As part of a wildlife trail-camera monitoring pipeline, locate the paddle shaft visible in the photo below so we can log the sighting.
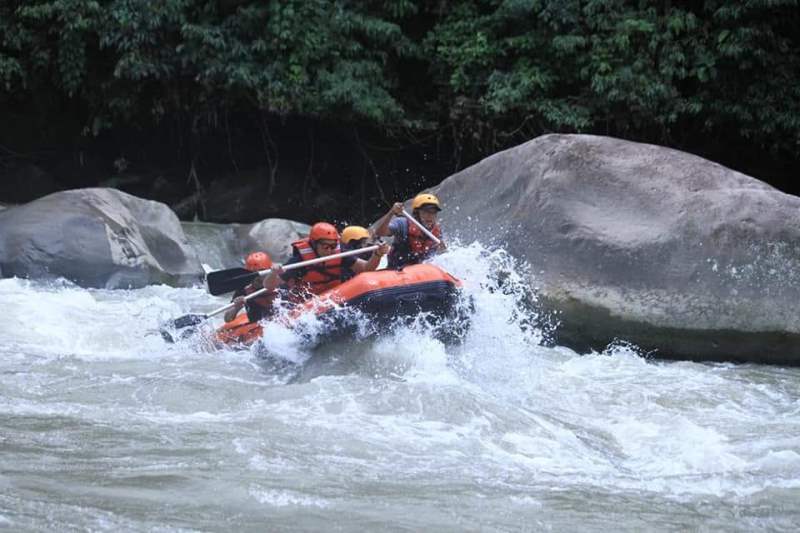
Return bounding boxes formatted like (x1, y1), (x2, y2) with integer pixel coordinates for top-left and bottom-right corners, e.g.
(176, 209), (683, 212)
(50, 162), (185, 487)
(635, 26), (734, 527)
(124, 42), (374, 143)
(202, 286), (272, 320)
(207, 244), (382, 317)
(206, 244), (383, 295)
(401, 209), (441, 245)
(254, 244), (381, 277)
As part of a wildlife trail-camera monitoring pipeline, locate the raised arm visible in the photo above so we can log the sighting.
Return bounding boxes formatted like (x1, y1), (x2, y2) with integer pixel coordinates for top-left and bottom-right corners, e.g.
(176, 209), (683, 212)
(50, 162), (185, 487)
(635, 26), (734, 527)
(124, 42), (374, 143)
(374, 202), (404, 237)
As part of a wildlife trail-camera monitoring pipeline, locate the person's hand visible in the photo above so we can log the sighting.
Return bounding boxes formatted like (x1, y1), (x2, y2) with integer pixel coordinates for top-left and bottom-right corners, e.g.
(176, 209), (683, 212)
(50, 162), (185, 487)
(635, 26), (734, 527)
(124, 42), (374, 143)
(233, 296), (245, 310)
(263, 264), (284, 289)
(391, 202), (404, 216)
(377, 242), (390, 257)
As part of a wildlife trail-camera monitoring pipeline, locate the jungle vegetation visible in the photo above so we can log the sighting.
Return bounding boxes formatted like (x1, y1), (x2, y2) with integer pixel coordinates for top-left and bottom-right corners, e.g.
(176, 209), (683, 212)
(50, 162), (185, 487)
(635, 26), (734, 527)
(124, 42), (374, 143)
(2, 0), (798, 221)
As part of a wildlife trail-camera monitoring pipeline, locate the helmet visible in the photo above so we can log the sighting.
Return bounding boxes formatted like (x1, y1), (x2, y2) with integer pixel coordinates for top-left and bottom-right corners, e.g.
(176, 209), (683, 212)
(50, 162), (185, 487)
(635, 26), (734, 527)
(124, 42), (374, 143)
(341, 226), (370, 244)
(245, 251), (272, 272)
(411, 193), (441, 211)
(309, 222), (340, 242)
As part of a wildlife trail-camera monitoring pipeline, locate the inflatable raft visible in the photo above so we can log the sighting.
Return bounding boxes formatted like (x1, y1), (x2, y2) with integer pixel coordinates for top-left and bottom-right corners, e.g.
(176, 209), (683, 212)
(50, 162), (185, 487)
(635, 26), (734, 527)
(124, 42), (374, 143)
(214, 264), (465, 348)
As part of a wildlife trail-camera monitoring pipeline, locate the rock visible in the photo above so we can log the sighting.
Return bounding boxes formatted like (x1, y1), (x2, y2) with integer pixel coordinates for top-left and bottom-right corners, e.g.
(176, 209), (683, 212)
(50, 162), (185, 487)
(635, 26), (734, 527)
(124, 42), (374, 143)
(238, 218), (310, 262)
(432, 134), (800, 365)
(0, 188), (204, 288)
(182, 218), (310, 270)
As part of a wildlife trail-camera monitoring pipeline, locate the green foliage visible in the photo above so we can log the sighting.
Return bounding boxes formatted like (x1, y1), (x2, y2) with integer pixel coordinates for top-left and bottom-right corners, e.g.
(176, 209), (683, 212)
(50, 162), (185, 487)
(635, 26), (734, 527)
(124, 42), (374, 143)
(1, 0), (416, 134)
(424, 0), (800, 156)
(1, 0), (799, 165)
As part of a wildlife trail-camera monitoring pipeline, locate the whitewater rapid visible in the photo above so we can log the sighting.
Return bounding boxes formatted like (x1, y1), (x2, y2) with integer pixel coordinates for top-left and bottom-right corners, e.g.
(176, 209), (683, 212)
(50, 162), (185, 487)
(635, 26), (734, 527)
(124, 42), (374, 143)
(1, 243), (799, 531)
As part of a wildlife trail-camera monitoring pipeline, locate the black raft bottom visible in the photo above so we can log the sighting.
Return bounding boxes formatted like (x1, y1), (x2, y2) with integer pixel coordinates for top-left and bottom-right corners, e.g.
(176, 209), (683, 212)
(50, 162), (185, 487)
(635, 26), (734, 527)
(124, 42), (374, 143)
(295, 280), (471, 347)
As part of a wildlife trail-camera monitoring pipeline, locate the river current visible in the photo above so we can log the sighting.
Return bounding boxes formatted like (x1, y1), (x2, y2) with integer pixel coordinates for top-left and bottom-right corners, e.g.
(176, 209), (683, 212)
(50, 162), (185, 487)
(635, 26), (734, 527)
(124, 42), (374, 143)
(1, 243), (799, 531)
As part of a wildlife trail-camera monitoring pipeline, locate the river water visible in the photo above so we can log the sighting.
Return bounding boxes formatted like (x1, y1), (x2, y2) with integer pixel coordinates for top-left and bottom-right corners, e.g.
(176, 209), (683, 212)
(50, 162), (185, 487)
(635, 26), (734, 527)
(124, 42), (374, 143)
(1, 244), (799, 531)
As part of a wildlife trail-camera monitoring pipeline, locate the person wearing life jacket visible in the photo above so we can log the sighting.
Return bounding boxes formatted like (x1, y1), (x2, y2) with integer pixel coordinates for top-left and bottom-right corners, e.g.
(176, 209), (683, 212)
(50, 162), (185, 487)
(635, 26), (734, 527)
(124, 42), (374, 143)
(340, 225), (375, 281)
(264, 222), (389, 300)
(224, 251), (279, 323)
(374, 193), (446, 269)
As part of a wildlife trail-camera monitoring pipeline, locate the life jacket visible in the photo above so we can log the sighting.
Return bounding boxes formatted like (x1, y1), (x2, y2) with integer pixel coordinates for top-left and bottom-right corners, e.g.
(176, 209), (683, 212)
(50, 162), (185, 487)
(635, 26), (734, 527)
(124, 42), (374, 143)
(290, 238), (345, 295)
(230, 283), (276, 323)
(388, 220), (441, 269)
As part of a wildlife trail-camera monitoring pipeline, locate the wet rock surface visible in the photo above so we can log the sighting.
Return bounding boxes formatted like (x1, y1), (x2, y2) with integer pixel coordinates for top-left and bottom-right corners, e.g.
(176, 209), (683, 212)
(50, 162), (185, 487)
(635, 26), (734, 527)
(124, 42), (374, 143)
(0, 188), (204, 288)
(433, 134), (800, 364)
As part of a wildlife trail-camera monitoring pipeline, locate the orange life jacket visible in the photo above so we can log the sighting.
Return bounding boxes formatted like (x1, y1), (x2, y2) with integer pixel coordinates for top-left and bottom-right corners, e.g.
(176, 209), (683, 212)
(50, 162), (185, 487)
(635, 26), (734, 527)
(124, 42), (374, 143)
(388, 220), (441, 269)
(290, 238), (345, 295)
(408, 221), (441, 257)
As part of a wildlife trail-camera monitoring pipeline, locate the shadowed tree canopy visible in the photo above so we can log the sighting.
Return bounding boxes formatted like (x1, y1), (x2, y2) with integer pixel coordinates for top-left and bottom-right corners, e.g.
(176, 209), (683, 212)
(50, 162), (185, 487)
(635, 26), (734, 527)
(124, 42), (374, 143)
(1, 0), (798, 221)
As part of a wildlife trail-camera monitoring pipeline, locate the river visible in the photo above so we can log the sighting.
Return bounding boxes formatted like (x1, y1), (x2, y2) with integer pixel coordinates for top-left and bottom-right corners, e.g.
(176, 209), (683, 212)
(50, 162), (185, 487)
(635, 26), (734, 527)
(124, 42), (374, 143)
(1, 243), (799, 531)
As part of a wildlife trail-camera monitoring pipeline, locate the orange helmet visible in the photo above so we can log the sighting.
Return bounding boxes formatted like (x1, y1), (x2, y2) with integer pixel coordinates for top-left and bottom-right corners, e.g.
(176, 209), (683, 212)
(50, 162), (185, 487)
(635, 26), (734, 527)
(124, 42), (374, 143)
(309, 222), (340, 242)
(245, 252), (272, 272)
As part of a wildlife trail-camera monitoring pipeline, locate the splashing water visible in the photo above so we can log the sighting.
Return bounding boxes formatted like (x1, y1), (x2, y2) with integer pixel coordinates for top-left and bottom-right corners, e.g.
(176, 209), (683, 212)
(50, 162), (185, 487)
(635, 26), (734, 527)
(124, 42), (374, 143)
(1, 242), (799, 531)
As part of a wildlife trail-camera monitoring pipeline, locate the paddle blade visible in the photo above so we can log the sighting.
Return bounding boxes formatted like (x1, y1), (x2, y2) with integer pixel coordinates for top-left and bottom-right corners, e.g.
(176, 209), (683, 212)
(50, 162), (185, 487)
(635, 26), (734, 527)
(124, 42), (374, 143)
(206, 267), (259, 295)
(171, 314), (207, 329)
(158, 313), (206, 343)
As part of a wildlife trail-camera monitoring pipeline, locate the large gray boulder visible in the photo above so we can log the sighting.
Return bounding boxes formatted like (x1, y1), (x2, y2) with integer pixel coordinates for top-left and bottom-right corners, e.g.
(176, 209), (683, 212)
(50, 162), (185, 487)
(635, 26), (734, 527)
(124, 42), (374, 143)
(433, 134), (800, 365)
(0, 188), (204, 288)
(182, 218), (310, 270)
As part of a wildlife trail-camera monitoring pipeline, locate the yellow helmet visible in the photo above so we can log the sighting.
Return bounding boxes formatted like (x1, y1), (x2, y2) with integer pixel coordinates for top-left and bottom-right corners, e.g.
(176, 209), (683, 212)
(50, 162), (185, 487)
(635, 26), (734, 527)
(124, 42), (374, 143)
(341, 225), (370, 244)
(411, 193), (441, 211)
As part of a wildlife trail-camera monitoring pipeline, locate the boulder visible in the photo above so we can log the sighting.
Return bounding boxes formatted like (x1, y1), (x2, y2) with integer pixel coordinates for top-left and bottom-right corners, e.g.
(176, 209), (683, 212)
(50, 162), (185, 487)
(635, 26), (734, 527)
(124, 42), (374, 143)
(182, 218), (310, 270)
(432, 134), (800, 365)
(240, 218), (311, 262)
(0, 188), (204, 288)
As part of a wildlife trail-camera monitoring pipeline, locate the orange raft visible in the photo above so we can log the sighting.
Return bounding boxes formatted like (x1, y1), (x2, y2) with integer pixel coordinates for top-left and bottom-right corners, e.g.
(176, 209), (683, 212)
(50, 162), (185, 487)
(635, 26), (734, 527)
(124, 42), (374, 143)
(215, 313), (264, 346)
(214, 263), (464, 348)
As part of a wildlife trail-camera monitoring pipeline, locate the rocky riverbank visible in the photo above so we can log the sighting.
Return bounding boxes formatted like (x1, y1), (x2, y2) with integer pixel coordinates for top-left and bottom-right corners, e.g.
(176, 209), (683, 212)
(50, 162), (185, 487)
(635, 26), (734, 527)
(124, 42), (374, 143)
(3, 134), (799, 365)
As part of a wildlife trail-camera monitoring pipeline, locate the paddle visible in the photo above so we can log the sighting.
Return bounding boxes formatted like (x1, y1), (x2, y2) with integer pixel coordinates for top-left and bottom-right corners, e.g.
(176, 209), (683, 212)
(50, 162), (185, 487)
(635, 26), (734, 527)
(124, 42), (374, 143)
(160, 244), (383, 342)
(401, 209), (442, 245)
(158, 287), (273, 343)
(206, 245), (381, 295)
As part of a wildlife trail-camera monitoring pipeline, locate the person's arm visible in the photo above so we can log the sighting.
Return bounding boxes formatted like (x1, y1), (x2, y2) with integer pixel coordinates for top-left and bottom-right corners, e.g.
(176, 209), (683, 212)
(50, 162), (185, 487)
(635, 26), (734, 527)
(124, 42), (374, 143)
(262, 266), (283, 291)
(263, 253), (304, 286)
(224, 297), (244, 322)
(224, 288), (246, 322)
(352, 242), (390, 273)
(374, 202), (404, 237)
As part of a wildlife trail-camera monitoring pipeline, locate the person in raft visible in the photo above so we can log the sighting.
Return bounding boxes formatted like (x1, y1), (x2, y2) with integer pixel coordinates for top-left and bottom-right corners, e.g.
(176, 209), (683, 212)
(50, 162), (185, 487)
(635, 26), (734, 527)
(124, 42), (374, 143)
(263, 222), (389, 301)
(340, 225), (377, 281)
(373, 193), (446, 269)
(224, 251), (281, 323)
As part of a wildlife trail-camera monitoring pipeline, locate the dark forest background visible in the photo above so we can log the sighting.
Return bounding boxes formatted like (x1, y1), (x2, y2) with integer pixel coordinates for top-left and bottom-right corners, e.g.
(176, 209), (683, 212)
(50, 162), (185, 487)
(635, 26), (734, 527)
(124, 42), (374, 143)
(1, 0), (798, 225)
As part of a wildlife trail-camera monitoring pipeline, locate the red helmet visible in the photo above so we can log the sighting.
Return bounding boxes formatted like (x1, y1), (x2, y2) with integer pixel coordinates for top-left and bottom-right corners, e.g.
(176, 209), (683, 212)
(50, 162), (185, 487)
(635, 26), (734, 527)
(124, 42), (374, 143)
(309, 222), (340, 242)
(245, 252), (272, 272)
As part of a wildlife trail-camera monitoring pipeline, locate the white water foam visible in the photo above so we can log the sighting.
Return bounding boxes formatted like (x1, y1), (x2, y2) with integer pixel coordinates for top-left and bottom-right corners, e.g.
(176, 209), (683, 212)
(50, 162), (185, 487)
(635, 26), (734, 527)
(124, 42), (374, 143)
(2, 242), (800, 531)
